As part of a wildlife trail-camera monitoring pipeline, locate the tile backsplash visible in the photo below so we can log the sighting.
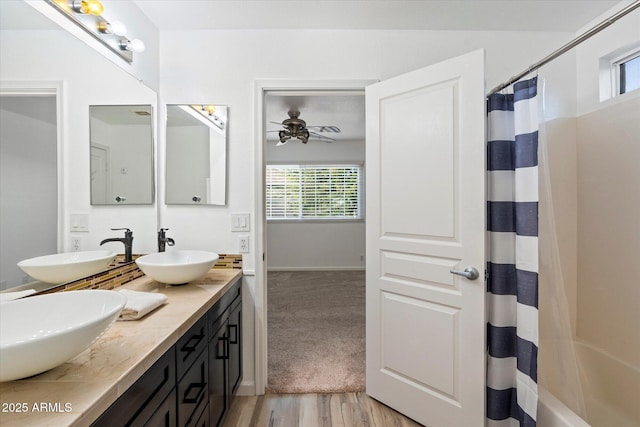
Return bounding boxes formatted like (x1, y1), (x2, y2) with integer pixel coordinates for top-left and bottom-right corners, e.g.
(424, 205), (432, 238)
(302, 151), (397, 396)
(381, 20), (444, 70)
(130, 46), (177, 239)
(36, 253), (242, 295)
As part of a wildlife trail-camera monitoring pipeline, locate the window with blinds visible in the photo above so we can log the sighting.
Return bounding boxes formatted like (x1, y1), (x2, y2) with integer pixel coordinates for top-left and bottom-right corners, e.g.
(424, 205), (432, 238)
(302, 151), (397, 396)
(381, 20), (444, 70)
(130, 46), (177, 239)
(266, 164), (362, 220)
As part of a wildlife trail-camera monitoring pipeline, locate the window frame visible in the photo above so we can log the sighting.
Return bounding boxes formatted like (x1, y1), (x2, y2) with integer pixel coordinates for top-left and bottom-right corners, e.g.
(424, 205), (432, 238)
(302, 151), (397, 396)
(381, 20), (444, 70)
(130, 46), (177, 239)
(611, 48), (640, 97)
(265, 163), (364, 222)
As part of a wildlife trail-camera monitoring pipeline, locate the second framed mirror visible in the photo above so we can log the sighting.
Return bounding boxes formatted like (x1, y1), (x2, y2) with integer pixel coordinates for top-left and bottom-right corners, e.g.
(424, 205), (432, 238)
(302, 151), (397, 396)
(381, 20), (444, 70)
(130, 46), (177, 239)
(165, 104), (227, 205)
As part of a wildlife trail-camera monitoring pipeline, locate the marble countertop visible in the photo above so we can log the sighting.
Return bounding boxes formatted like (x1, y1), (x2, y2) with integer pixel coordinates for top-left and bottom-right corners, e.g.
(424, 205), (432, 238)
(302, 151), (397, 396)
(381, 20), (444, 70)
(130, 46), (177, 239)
(0, 268), (242, 427)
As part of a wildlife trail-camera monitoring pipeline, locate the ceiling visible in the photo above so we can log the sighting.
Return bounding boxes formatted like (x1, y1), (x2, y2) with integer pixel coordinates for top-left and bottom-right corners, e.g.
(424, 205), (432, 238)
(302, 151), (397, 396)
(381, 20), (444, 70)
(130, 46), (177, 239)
(133, 1), (622, 32)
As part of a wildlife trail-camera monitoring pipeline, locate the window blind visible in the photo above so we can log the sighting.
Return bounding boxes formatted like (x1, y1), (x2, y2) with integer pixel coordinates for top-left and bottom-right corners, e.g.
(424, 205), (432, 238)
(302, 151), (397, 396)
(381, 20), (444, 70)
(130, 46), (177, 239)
(266, 165), (362, 220)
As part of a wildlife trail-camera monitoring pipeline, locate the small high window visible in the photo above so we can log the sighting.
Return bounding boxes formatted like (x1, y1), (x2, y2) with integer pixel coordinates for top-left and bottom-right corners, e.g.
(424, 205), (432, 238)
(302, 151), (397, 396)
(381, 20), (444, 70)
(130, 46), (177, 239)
(618, 53), (640, 94)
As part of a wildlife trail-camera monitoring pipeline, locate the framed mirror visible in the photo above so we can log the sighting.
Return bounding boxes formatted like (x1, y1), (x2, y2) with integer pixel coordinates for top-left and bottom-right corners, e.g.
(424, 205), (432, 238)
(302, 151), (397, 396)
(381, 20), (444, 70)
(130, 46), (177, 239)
(165, 104), (227, 205)
(90, 105), (154, 205)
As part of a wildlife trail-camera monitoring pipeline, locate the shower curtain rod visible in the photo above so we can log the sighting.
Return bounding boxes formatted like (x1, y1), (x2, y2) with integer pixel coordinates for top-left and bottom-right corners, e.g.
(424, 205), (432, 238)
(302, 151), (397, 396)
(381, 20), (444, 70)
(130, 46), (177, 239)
(487, 0), (640, 95)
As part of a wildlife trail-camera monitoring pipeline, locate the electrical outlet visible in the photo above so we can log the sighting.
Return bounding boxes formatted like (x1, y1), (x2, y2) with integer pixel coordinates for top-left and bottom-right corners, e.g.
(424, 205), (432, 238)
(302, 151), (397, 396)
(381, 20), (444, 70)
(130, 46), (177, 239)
(70, 236), (82, 252)
(238, 235), (249, 253)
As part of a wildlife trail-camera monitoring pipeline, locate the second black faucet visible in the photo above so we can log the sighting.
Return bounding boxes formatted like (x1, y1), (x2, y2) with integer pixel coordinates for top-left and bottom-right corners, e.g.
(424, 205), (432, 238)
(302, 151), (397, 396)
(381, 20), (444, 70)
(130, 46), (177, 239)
(158, 228), (175, 252)
(100, 228), (134, 263)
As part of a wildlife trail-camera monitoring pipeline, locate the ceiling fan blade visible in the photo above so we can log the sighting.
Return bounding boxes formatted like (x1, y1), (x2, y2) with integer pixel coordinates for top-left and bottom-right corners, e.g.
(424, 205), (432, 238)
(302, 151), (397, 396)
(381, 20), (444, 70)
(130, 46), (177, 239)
(269, 121), (286, 127)
(308, 131), (335, 142)
(306, 125), (341, 133)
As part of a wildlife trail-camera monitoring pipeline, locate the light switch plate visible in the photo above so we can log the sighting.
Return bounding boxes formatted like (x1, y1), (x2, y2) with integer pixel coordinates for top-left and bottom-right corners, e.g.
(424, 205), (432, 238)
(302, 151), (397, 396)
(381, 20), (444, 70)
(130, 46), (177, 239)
(230, 213), (250, 232)
(70, 213), (90, 232)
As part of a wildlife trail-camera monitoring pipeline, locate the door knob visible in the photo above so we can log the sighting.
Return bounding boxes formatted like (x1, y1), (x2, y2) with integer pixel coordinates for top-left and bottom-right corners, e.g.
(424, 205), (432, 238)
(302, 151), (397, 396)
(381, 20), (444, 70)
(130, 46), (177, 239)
(450, 266), (480, 281)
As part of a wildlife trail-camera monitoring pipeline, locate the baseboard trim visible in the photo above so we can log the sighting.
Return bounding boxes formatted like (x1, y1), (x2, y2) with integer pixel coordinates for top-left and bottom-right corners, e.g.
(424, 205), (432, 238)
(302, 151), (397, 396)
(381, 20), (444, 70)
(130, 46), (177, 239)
(267, 266), (365, 272)
(236, 380), (256, 396)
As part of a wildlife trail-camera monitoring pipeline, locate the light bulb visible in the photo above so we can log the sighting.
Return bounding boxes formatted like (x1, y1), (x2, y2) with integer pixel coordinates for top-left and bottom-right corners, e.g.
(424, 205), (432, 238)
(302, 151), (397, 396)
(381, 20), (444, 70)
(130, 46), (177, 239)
(128, 39), (145, 53)
(121, 39), (145, 53)
(76, 0), (104, 16)
(110, 21), (127, 36)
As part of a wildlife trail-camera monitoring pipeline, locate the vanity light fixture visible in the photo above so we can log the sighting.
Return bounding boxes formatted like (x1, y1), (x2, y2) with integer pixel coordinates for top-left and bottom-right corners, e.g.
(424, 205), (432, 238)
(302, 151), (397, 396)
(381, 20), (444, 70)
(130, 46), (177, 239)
(71, 0), (103, 16)
(120, 39), (145, 53)
(44, 0), (145, 63)
(181, 105), (226, 132)
(97, 20), (127, 36)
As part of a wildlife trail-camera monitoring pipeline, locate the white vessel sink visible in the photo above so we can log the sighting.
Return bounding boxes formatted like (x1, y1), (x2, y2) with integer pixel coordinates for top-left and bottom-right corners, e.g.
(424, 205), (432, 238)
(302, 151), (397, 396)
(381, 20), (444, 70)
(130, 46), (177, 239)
(17, 250), (117, 284)
(0, 290), (126, 382)
(135, 250), (219, 285)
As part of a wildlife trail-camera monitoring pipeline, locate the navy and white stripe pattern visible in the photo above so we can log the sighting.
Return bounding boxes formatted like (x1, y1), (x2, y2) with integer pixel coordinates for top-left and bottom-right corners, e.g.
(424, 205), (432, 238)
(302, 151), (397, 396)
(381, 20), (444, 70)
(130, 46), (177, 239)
(486, 77), (539, 427)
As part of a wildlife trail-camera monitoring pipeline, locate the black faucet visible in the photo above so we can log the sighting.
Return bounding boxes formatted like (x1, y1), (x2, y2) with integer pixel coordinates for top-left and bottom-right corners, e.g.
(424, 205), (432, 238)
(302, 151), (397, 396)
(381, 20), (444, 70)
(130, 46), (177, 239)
(158, 228), (175, 252)
(100, 228), (134, 263)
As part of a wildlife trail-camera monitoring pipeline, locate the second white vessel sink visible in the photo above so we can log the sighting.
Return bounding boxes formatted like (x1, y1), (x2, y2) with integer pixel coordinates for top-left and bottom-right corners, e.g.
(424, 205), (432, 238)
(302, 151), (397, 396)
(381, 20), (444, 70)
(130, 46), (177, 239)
(0, 290), (126, 382)
(135, 250), (219, 284)
(17, 250), (117, 284)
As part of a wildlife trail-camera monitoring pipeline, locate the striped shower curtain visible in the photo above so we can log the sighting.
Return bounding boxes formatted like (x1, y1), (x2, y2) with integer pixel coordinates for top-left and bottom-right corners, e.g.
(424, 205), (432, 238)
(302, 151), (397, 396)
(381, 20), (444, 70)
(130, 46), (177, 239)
(486, 77), (539, 427)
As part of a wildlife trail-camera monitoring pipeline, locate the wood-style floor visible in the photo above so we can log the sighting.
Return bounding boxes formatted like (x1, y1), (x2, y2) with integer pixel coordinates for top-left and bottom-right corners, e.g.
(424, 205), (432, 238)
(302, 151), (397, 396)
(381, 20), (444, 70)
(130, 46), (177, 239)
(222, 392), (423, 427)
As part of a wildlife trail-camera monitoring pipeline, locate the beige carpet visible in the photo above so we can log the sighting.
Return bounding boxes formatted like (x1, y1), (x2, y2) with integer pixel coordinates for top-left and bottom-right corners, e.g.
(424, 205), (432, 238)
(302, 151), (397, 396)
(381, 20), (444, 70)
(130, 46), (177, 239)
(267, 271), (366, 394)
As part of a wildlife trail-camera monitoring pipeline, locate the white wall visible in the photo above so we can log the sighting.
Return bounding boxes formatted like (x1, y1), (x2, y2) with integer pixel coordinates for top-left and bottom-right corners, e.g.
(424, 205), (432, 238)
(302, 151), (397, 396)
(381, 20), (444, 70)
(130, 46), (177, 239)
(166, 125), (209, 203)
(0, 97), (57, 288)
(575, 0), (640, 115)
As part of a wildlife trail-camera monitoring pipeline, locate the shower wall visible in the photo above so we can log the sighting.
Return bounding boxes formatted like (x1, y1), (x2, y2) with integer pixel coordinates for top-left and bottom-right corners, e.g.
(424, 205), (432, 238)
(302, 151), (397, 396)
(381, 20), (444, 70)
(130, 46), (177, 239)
(576, 96), (640, 368)
(542, 117), (578, 334)
(542, 94), (640, 426)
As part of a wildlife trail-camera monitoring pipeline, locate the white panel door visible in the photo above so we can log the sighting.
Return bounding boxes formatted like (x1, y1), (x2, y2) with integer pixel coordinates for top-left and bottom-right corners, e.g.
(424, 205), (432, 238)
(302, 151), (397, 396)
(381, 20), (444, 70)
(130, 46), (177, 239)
(90, 144), (110, 205)
(366, 49), (486, 426)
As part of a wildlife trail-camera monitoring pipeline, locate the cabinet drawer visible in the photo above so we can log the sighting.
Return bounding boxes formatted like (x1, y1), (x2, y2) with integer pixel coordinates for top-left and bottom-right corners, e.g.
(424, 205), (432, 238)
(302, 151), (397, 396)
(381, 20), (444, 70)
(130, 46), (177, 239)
(177, 346), (209, 427)
(177, 315), (208, 380)
(92, 349), (176, 427)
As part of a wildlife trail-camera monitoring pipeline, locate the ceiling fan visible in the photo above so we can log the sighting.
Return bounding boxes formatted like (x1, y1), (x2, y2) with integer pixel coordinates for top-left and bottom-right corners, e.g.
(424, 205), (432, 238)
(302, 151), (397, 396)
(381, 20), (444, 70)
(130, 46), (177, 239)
(269, 111), (341, 146)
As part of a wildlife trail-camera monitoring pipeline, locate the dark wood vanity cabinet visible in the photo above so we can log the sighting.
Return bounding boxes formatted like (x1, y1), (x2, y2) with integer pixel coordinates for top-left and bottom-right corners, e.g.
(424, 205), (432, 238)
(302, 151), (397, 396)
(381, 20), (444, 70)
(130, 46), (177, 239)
(92, 278), (242, 427)
(208, 279), (242, 427)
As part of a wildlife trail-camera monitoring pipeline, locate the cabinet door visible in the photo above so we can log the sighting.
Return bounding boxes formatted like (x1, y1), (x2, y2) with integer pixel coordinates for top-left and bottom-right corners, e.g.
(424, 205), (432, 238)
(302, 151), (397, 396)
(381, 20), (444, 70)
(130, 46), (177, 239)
(144, 389), (177, 427)
(209, 320), (228, 427)
(177, 348), (209, 427)
(227, 297), (242, 399)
